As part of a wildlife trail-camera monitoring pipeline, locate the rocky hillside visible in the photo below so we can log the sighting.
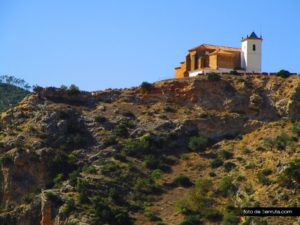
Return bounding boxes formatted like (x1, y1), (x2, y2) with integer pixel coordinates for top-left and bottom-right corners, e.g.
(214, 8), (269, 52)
(0, 74), (300, 225)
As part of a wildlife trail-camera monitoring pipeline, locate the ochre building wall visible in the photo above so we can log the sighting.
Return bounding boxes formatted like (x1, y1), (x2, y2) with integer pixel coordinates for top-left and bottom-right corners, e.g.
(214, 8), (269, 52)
(217, 54), (240, 69)
(175, 61), (187, 78)
(209, 55), (218, 70)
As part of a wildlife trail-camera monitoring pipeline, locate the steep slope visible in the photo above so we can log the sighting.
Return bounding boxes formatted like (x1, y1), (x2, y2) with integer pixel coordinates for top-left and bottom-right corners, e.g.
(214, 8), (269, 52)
(0, 74), (299, 225)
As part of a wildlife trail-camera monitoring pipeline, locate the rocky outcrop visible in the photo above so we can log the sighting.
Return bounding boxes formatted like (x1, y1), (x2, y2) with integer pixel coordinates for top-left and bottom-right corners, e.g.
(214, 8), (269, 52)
(287, 86), (300, 120)
(0, 148), (54, 206)
(139, 75), (300, 120)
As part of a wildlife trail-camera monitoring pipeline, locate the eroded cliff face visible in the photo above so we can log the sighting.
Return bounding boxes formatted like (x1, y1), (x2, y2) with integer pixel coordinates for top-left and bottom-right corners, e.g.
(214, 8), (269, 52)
(0, 74), (299, 225)
(1, 148), (53, 205)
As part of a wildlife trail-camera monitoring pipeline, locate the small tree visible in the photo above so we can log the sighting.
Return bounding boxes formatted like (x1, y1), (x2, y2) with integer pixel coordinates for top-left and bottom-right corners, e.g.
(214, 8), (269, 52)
(69, 84), (80, 94)
(140, 82), (154, 92)
(277, 70), (290, 78)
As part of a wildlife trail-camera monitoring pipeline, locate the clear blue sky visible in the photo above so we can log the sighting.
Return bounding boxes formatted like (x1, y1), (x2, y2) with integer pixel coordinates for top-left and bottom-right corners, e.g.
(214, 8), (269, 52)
(0, 0), (299, 91)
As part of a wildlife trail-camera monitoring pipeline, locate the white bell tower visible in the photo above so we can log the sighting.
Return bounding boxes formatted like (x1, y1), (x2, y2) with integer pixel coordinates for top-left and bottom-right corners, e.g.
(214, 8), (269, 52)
(241, 32), (263, 72)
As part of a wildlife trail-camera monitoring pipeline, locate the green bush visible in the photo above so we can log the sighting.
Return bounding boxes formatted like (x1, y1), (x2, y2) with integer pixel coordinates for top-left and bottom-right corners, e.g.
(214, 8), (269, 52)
(101, 160), (120, 175)
(293, 121), (300, 136)
(221, 212), (240, 225)
(123, 138), (149, 156)
(53, 173), (64, 187)
(207, 73), (221, 81)
(49, 150), (77, 186)
(195, 179), (213, 194)
(140, 82), (154, 92)
(172, 175), (193, 187)
(264, 134), (293, 150)
(76, 179), (89, 204)
(257, 171), (271, 185)
(123, 133), (173, 157)
(62, 198), (75, 216)
(177, 179), (222, 222)
(261, 168), (272, 176)
(210, 158), (224, 168)
(209, 172), (216, 177)
(145, 211), (162, 222)
(161, 155), (177, 165)
(132, 177), (162, 195)
(22, 192), (35, 204)
(256, 146), (266, 151)
(263, 137), (276, 150)
(188, 135), (208, 151)
(274, 134), (292, 150)
(277, 69), (290, 78)
(83, 165), (97, 174)
(114, 124), (129, 138)
(217, 176), (235, 197)
(218, 150), (233, 159)
(179, 215), (201, 225)
(103, 136), (117, 147)
(109, 187), (121, 203)
(204, 208), (223, 221)
(90, 196), (133, 225)
(284, 159), (300, 183)
(113, 152), (127, 162)
(95, 116), (107, 123)
(223, 162), (236, 172)
(151, 169), (162, 180)
(68, 170), (80, 186)
(144, 155), (160, 170)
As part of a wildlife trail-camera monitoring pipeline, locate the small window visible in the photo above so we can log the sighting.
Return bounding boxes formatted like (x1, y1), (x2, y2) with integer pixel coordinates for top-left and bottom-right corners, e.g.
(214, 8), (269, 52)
(253, 44), (256, 51)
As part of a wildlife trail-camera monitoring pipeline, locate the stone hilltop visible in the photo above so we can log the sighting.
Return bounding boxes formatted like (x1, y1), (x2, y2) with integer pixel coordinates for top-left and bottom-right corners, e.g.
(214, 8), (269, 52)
(0, 74), (300, 225)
